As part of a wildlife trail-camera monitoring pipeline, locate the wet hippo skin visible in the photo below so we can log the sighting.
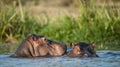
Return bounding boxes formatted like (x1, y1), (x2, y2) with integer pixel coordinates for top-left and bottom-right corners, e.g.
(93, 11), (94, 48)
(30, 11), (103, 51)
(67, 42), (99, 57)
(10, 34), (67, 58)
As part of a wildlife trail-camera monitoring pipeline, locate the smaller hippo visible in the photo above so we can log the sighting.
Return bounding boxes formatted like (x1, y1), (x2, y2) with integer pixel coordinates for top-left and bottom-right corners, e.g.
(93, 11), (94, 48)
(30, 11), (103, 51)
(67, 42), (98, 57)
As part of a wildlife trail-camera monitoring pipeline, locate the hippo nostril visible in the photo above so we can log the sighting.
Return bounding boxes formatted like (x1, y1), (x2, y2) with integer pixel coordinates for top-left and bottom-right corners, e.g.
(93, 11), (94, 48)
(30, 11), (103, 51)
(77, 51), (81, 54)
(84, 54), (88, 57)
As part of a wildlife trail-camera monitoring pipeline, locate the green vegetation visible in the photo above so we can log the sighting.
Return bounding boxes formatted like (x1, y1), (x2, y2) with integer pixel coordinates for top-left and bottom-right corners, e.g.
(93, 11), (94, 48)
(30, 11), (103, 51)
(0, 0), (120, 54)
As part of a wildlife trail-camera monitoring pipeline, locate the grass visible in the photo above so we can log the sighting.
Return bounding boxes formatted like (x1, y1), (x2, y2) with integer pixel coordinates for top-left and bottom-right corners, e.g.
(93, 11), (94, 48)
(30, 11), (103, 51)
(0, 1), (48, 43)
(0, 0), (120, 54)
(39, 0), (120, 50)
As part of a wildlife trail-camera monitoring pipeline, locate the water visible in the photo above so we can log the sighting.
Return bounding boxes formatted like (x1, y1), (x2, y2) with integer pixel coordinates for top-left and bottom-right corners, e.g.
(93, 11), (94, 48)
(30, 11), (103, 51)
(0, 50), (120, 67)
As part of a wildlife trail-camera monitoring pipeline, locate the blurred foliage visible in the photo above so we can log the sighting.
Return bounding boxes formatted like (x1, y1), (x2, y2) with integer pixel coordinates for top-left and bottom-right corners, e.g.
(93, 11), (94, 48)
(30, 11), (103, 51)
(0, 0), (40, 6)
(0, 0), (48, 44)
(0, 0), (120, 54)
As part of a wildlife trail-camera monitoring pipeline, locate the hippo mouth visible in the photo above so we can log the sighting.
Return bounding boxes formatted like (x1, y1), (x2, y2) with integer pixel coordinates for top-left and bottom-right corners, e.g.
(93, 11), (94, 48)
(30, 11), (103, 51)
(80, 46), (94, 57)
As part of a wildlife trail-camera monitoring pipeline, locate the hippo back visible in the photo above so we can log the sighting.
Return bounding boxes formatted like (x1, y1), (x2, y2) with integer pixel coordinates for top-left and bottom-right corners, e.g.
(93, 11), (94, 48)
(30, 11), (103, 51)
(46, 39), (67, 56)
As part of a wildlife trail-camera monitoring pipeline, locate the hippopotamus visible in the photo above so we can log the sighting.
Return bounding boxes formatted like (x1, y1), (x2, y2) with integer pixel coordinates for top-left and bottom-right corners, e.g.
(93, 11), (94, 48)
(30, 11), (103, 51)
(10, 34), (67, 58)
(67, 42), (98, 57)
(45, 39), (67, 56)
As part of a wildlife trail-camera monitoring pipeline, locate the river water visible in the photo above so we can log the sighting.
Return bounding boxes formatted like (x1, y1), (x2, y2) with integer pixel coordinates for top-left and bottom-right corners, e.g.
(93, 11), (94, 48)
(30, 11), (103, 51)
(0, 50), (120, 67)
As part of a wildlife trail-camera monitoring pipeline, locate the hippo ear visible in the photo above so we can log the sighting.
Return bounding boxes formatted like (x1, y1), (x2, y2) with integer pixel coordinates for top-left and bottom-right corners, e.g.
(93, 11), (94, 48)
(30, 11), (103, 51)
(29, 34), (36, 37)
(28, 34), (37, 41)
(70, 42), (75, 48)
(30, 34), (38, 41)
(32, 35), (37, 41)
(90, 42), (95, 47)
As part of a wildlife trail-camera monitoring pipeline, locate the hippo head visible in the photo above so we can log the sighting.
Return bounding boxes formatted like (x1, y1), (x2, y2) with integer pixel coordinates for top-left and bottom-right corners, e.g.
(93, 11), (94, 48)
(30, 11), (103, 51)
(67, 42), (98, 57)
(27, 34), (47, 45)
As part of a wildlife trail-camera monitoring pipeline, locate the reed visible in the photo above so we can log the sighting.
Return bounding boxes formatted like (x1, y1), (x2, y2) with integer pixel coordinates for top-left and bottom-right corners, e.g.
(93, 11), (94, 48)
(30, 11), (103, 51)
(0, 0), (120, 53)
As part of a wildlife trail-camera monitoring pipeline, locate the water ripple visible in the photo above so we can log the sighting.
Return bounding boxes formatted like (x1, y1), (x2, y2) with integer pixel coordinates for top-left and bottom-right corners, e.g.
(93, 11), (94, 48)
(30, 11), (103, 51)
(0, 50), (120, 67)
